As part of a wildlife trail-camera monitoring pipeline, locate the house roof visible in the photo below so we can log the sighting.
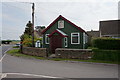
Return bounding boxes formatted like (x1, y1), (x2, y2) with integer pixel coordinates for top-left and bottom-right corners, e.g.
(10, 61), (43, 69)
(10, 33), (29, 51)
(34, 30), (40, 38)
(41, 15), (87, 34)
(87, 30), (100, 37)
(100, 20), (120, 36)
(48, 29), (68, 37)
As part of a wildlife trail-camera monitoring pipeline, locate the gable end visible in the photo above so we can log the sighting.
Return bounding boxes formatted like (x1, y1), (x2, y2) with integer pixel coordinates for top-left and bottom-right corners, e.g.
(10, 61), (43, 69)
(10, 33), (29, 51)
(42, 15), (87, 34)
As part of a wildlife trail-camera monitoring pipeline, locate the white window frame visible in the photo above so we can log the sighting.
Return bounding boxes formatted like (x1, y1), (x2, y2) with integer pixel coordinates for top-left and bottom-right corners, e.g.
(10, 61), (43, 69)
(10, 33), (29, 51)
(83, 33), (88, 44)
(64, 37), (68, 47)
(58, 20), (64, 28)
(71, 33), (80, 44)
(45, 34), (49, 44)
(85, 34), (88, 43)
(40, 37), (43, 48)
(83, 33), (85, 44)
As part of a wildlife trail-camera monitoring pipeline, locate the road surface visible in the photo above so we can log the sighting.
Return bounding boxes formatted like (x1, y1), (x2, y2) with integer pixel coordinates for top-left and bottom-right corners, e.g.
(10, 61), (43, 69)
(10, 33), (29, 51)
(1, 45), (13, 57)
(0, 45), (13, 77)
(1, 45), (119, 79)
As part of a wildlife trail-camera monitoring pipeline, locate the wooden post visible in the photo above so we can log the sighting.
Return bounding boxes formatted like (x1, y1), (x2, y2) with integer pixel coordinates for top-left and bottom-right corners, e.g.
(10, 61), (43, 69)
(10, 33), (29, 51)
(32, 3), (35, 47)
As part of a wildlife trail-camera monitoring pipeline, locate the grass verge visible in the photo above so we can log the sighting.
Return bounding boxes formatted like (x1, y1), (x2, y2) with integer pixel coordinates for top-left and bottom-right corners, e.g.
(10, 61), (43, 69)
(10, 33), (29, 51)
(50, 58), (118, 64)
(7, 49), (46, 60)
(7, 49), (118, 64)
(13, 46), (19, 48)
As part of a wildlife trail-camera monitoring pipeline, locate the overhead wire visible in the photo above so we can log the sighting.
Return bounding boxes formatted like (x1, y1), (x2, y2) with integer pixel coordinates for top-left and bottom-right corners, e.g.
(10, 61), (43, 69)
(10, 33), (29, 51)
(35, 5), (59, 15)
(2, 3), (25, 10)
(35, 13), (39, 26)
(3, 2), (82, 28)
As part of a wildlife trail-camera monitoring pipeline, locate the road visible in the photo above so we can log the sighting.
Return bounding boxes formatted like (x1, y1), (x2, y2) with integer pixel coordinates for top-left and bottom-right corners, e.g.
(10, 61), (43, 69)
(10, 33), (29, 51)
(0, 44), (13, 59)
(0, 45), (13, 79)
(1, 45), (119, 79)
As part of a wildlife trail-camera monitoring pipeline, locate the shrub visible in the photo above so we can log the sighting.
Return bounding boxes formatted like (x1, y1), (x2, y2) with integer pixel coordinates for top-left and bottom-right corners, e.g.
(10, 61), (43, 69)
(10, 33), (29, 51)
(92, 49), (120, 62)
(21, 34), (42, 47)
(21, 34), (32, 47)
(92, 37), (120, 50)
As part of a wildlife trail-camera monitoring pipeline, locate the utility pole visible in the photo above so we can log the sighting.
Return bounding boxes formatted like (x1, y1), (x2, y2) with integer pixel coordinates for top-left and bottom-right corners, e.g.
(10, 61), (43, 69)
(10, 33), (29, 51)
(32, 3), (35, 47)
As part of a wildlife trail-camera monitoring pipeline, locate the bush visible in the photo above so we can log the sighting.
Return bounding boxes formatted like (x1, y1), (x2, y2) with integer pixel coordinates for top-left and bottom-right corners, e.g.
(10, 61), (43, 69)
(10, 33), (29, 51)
(92, 37), (120, 50)
(21, 34), (42, 47)
(92, 49), (120, 62)
(22, 34), (32, 47)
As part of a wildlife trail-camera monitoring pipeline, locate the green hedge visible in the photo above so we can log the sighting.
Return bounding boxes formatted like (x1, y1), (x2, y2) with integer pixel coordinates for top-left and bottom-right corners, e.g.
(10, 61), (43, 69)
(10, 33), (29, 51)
(92, 38), (120, 50)
(92, 49), (120, 62)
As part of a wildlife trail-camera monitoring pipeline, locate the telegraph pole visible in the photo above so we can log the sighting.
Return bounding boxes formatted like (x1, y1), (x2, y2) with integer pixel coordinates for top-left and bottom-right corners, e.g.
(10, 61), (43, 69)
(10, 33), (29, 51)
(32, 3), (35, 47)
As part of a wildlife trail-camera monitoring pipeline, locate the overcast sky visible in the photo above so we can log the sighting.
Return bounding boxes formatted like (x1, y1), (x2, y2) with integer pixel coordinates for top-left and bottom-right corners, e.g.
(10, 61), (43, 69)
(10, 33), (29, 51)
(1, 0), (119, 40)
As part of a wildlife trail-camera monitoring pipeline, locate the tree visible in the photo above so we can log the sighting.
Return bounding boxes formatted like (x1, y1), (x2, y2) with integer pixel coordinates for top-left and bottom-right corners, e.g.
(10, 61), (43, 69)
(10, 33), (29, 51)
(21, 34), (32, 47)
(24, 21), (33, 36)
(20, 21), (33, 47)
(20, 21), (33, 42)
(20, 21), (41, 47)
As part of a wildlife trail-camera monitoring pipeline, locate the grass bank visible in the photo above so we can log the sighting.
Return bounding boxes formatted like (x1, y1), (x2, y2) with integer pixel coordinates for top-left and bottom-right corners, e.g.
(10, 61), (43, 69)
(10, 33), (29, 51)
(13, 46), (19, 48)
(7, 49), (118, 64)
(7, 49), (46, 60)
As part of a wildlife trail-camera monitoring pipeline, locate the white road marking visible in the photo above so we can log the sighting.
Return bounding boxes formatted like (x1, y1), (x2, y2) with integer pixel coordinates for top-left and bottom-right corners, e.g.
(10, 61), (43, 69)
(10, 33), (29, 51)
(5, 73), (60, 78)
(0, 73), (7, 79)
(0, 47), (11, 62)
(0, 46), (60, 79)
(0, 54), (6, 62)
(3, 47), (11, 54)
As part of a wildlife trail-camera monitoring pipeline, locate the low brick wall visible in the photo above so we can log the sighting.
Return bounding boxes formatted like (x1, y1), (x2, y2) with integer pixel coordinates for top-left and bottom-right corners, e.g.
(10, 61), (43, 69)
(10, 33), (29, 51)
(55, 48), (93, 60)
(22, 47), (47, 57)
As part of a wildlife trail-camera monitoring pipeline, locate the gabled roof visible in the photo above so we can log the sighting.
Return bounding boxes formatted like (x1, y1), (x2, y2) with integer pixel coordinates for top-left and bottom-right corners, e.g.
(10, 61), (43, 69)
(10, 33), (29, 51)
(42, 15), (86, 34)
(48, 29), (68, 37)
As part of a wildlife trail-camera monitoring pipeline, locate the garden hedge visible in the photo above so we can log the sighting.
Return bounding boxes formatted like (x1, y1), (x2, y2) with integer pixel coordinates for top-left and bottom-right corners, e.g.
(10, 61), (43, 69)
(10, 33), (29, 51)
(92, 38), (120, 50)
(92, 49), (120, 62)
